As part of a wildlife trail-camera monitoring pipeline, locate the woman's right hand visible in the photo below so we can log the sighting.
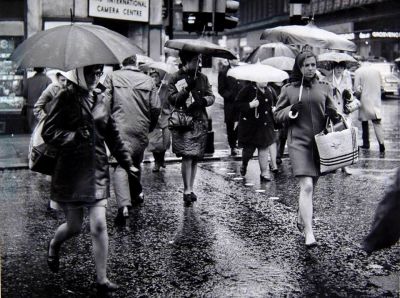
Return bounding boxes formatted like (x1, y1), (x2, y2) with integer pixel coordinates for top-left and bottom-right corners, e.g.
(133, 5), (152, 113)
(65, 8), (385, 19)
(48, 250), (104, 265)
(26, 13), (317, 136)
(249, 98), (259, 108)
(290, 102), (303, 114)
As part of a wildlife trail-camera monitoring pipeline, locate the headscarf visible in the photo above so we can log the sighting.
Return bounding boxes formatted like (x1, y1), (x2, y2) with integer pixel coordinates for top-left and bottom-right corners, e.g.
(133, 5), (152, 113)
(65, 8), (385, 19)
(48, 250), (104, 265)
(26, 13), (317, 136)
(289, 51), (317, 87)
(65, 67), (89, 91)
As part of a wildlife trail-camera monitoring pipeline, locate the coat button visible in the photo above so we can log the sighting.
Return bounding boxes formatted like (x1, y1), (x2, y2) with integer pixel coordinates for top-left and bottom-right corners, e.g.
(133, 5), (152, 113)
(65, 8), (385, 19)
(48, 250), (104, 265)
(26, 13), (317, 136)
(264, 122), (267, 125)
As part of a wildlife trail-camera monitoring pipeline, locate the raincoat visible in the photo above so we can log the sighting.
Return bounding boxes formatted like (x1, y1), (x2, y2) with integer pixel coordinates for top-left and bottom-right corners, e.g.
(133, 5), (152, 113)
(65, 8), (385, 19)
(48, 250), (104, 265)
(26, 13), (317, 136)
(274, 78), (337, 177)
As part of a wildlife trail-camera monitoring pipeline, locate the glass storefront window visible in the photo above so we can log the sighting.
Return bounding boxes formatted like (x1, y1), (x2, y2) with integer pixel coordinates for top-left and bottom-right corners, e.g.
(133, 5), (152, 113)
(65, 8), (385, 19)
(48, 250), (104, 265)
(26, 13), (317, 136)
(0, 36), (24, 112)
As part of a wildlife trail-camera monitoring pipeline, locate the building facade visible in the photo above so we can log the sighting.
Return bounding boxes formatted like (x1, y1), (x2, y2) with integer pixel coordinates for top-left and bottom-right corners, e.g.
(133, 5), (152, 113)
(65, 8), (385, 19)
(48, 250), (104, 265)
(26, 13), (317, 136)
(0, 0), (163, 134)
(223, 0), (400, 61)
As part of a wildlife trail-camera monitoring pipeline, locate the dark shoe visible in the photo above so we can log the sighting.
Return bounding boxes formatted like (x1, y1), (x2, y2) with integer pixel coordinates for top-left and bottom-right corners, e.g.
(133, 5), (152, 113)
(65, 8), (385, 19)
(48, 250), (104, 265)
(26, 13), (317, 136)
(230, 148), (238, 156)
(260, 175), (271, 182)
(132, 193), (144, 206)
(190, 192), (197, 202)
(305, 241), (318, 248)
(47, 239), (60, 273)
(379, 143), (385, 153)
(97, 280), (119, 295)
(271, 168), (280, 174)
(240, 165), (247, 176)
(114, 207), (129, 227)
(359, 144), (370, 149)
(161, 162), (166, 168)
(276, 157), (282, 165)
(183, 194), (192, 207)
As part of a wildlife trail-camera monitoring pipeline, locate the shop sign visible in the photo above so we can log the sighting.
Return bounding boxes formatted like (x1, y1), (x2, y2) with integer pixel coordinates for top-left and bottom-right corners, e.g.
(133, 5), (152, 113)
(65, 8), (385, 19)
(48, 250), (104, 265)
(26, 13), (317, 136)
(89, 0), (149, 22)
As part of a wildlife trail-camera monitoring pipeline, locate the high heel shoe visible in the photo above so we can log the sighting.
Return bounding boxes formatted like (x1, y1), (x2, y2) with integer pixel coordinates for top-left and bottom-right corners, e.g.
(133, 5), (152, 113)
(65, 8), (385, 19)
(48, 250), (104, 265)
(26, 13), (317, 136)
(97, 280), (119, 295)
(305, 234), (318, 248)
(190, 192), (197, 202)
(47, 239), (60, 273)
(183, 194), (192, 206)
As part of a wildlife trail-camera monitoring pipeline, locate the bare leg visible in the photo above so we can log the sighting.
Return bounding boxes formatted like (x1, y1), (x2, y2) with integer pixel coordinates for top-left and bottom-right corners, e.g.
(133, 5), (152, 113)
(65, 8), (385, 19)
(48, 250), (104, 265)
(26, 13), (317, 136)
(89, 206), (109, 284)
(190, 158), (198, 192)
(49, 208), (84, 256)
(268, 143), (278, 170)
(298, 176), (316, 245)
(258, 147), (270, 177)
(181, 157), (192, 194)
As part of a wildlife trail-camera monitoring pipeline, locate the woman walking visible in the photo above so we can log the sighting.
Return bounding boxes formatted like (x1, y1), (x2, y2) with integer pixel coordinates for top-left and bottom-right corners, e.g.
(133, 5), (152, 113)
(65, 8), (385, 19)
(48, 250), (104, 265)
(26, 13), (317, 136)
(148, 69), (172, 172)
(322, 61), (354, 174)
(235, 81), (278, 181)
(274, 51), (338, 247)
(42, 64), (138, 293)
(167, 50), (215, 206)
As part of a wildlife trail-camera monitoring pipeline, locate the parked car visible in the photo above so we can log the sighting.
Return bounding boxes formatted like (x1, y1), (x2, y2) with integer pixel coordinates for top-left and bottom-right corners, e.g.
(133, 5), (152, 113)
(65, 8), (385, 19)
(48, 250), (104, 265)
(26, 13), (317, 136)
(364, 62), (400, 97)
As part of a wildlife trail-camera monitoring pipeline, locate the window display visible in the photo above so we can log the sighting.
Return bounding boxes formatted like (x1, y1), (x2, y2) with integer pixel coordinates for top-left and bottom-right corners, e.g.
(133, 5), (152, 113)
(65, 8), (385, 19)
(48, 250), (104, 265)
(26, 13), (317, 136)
(0, 36), (24, 112)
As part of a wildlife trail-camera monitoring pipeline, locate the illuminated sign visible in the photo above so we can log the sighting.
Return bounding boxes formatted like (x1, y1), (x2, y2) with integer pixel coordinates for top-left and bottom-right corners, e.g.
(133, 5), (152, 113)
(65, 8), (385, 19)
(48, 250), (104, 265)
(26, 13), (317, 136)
(359, 32), (370, 39)
(89, 0), (149, 22)
(372, 32), (400, 38)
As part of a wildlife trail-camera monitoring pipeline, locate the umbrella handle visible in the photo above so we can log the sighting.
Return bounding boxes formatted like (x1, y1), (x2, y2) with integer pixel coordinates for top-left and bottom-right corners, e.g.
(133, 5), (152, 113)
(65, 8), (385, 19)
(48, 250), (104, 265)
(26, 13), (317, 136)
(289, 76), (304, 119)
(255, 107), (259, 119)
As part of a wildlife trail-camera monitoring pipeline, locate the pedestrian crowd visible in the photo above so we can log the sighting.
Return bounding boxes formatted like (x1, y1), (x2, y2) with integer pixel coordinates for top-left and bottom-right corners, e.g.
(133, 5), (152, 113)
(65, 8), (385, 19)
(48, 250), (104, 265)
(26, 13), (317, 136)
(24, 47), (390, 294)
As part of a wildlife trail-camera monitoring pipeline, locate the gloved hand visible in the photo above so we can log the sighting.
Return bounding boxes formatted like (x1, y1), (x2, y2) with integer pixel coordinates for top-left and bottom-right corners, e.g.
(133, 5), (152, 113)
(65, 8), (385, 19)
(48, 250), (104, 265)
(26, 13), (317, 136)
(185, 77), (197, 91)
(290, 101), (303, 114)
(326, 108), (341, 123)
(187, 98), (207, 114)
(127, 165), (139, 179)
(342, 89), (352, 101)
(249, 98), (259, 108)
(353, 91), (361, 100)
(76, 126), (90, 141)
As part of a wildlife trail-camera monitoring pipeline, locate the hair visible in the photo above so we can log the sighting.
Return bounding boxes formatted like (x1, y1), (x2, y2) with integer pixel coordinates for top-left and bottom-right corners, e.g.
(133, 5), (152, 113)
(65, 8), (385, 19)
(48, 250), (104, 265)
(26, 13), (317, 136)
(34, 67), (45, 73)
(333, 61), (347, 68)
(289, 51), (317, 84)
(178, 50), (199, 66)
(122, 55), (136, 66)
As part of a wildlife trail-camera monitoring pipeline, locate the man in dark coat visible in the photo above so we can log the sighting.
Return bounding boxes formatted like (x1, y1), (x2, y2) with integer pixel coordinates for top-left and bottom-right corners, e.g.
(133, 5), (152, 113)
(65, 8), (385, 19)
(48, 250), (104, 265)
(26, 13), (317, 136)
(218, 60), (241, 156)
(22, 67), (52, 132)
(104, 55), (160, 226)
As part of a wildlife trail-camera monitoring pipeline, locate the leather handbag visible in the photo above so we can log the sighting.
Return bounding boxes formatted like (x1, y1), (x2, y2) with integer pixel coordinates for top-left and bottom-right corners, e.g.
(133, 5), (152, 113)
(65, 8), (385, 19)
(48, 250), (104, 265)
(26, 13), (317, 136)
(315, 115), (358, 173)
(344, 96), (361, 114)
(168, 107), (194, 131)
(29, 118), (58, 175)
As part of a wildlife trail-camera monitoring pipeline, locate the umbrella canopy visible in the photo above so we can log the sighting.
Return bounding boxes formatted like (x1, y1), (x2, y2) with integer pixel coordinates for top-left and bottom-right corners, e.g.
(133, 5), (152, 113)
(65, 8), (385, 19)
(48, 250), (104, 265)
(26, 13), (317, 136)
(136, 54), (154, 65)
(260, 22), (357, 52)
(227, 62), (289, 83)
(318, 52), (357, 63)
(139, 61), (178, 74)
(165, 39), (237, 60)
(245, 42), (297, 63)
(11, 23), (144, 70)
(261, 56), (295, 71)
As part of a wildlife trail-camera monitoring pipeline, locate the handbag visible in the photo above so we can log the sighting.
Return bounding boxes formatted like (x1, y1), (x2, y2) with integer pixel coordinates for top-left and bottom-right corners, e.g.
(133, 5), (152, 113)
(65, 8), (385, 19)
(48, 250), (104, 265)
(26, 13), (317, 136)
(314, 115), (358, 173)
(344, 96), (361, 114)
(168, 107), (193, 131)
(29, 118), (58, 175)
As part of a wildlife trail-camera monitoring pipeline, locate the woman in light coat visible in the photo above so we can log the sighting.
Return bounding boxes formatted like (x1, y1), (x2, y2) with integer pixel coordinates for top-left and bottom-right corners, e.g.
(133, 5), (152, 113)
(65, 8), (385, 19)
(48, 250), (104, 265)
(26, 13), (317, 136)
(274, 51), (338, 247)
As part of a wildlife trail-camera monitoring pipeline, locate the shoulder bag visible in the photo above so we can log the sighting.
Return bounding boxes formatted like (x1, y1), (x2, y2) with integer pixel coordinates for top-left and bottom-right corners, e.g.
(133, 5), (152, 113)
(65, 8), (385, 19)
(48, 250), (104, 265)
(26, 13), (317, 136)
(168, 106), (193, 131)
(29, 118), (58, 175)
(315, 114), (358, 173)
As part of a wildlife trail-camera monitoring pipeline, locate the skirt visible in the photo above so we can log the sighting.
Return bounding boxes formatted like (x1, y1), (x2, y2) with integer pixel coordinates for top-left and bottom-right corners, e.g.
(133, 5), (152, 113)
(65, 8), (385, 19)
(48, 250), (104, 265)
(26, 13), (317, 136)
(171, 119), (208, 158)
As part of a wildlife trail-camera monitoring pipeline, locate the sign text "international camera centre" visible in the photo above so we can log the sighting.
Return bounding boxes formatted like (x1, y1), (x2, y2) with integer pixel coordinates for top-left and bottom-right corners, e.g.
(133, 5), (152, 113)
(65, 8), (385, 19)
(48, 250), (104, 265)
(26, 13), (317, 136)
(89, 0), (149, 23)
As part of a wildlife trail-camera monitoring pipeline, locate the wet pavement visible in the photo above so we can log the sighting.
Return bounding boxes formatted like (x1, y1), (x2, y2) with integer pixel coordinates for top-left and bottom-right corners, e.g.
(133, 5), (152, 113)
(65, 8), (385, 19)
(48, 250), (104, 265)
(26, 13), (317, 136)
(1, 95), (400, 297)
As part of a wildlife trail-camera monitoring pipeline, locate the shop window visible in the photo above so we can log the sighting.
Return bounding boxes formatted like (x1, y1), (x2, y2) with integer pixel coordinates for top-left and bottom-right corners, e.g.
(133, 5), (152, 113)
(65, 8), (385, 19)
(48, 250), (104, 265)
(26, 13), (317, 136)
(0, 36), (24, 112)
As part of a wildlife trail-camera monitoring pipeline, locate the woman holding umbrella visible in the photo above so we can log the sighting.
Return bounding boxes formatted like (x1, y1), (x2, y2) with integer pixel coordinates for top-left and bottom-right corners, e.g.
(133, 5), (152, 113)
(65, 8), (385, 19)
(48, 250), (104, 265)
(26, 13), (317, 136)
(235, 81), (278, 181)
(42, 64), (138, 293)
(167, 50), (215, 206)
(274, 51), (338, 247)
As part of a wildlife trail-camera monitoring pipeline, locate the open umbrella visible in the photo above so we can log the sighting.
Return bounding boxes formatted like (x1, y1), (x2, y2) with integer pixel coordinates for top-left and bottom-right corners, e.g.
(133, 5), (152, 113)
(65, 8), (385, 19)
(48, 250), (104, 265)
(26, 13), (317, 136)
(11, 23), (144, 70)
(165, 39), (237, 60)
(260, 22), (357, 52)
(139, 61), (178, 75)
(227, 62), (289, 83)
(261, 56), (295, 71)
(245, 42), (297, 63)
(318, 52), (357, 63)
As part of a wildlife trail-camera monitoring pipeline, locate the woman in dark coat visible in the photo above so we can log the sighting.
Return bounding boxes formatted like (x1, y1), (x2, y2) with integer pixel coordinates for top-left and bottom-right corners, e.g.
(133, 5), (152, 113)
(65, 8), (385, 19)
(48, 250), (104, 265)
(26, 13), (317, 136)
(274, 52), (338, 247)
(167, 51), (215, 205)
(236, 81), (278, 181)
(42, 64), (138, 293)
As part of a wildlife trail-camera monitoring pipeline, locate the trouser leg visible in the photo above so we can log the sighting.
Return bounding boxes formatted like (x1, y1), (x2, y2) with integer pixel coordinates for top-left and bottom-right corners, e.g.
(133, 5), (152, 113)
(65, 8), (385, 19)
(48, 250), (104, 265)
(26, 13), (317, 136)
(362, 121), (370, 147)
(226, 121), (237, 149)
